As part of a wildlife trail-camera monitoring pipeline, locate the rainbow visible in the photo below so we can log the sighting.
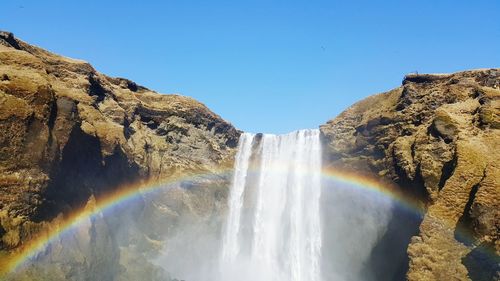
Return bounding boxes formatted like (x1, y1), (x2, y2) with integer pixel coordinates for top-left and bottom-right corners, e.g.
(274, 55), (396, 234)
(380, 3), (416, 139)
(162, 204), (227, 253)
(1, 167), (425, 277)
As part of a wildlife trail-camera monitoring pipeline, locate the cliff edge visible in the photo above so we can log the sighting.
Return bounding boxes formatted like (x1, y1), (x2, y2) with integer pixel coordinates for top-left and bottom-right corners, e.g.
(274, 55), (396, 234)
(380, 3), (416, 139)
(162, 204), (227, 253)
(0, 31), (239, 280)
(1, 30), (499, 280)
(321, 69), (499, 280)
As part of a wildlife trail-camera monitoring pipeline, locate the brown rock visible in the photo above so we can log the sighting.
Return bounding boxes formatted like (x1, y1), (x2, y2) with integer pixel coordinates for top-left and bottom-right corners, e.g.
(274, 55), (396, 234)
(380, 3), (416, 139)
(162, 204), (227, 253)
(0, 31), (239, 280)
(321, 69), (500, 280)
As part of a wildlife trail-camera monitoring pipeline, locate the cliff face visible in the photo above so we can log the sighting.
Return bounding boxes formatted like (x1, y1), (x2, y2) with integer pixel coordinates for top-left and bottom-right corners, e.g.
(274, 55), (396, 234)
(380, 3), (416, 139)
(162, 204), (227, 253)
(1, 31), (499, 281)
(0, 31), (239, 280)
(320, 69), (499, 280)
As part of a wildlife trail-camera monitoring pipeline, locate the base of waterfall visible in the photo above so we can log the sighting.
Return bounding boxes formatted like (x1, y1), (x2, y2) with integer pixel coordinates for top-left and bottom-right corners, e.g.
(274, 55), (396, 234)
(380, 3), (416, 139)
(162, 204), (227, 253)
(157, 130), (416, 281)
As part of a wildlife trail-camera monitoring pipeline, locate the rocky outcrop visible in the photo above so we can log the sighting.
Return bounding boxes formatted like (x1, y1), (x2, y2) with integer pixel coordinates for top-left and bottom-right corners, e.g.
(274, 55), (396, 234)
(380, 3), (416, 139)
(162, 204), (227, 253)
(1, 30), (498, 281)
(0, 31), (239, 280)
(320, 69), (499, 280)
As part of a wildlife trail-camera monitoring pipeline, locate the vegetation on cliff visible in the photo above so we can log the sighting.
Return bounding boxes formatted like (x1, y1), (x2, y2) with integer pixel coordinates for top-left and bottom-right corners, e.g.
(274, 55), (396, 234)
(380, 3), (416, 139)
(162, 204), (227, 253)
(321, 69), (499, 280)
(0, 31), (239, 280)
(0, 30), (498, 280)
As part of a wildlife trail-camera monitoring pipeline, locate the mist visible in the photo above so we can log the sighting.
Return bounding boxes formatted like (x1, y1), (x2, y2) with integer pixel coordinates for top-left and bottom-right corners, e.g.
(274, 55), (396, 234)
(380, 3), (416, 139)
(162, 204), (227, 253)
(153, 130), (416, 281)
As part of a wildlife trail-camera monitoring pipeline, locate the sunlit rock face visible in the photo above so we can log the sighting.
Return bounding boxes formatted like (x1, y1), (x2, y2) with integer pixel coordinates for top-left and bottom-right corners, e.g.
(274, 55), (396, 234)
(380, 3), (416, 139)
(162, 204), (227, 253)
(0, 31), (239, 280)
(0, 30), (498, 281)
(320, 69), (500, 281)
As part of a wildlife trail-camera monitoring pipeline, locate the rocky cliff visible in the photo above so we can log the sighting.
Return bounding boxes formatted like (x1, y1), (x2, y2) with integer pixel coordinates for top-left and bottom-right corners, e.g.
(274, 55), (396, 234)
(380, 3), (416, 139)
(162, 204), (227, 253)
(0, 31), (239, 280)
(320, 69), (499, 280)
(1, 31), (499, 281)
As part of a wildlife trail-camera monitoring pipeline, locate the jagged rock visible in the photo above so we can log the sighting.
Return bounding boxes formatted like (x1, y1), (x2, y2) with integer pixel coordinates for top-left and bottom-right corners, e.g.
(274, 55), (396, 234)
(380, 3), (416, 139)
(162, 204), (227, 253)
(321, 69), (500, 281)
(0, 31), (239, 280)
(1, 30), (499, 281)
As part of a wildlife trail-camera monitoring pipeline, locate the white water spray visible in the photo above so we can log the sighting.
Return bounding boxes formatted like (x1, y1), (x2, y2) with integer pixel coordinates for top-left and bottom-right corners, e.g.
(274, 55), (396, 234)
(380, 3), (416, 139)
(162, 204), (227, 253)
(157, 129), (397, 281)
(221, 132), (255, 262)
(220, 130), (323, 281)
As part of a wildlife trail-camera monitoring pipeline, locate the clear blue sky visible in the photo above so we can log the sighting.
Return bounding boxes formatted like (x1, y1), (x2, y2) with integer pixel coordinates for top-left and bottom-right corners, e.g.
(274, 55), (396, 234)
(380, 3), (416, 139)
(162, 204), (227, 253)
(2, 1), (499, 133)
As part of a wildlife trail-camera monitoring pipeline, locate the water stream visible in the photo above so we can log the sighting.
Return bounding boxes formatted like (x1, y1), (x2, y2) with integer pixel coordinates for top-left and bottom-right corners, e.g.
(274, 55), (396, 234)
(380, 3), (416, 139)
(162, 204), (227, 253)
(221, 130), (322, 281)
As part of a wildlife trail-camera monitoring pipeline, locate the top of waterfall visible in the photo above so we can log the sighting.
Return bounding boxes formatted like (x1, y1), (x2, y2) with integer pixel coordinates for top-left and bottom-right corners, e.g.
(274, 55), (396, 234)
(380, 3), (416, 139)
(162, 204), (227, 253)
(242, 128), (320, 137)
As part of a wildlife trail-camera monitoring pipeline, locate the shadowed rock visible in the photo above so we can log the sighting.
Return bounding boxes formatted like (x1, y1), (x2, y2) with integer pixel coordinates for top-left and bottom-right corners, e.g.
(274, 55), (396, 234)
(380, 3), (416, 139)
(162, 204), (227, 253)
(321, 68), (499, 281)
(0, 31), (239, 280)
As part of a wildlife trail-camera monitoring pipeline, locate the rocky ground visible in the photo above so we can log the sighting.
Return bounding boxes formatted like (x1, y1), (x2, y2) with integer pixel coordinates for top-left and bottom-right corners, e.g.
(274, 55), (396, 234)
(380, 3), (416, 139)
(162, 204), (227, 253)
(321, 69), (499, 280)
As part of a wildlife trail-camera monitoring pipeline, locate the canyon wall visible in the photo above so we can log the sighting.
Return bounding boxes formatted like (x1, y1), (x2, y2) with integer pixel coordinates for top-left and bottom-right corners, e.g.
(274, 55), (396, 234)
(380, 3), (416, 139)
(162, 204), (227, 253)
(0, 31), (239, 280)
(0, 31), (498, 280)
(320, 69), (499, 281)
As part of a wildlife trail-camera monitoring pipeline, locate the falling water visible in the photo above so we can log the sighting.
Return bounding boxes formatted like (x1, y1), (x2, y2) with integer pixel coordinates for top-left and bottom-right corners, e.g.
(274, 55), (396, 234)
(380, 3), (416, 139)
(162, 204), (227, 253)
(221, 132), (255, 261)
(220, 129), (323, 281)
(156, 129), (398, 281)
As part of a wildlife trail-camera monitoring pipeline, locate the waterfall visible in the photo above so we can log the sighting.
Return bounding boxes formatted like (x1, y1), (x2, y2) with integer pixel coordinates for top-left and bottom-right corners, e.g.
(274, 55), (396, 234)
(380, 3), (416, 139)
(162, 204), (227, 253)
(157, 129), (396, 281)
(220, 129), (323, 281)
(221, 132), (255, 261)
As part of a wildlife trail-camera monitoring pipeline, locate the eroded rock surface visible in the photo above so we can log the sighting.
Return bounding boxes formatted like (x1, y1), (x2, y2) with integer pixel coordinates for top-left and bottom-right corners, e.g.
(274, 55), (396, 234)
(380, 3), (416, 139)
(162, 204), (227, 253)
(0, 31), (239, 280)
(321, 69), (499, 280)
(1, 30), (499, 281)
